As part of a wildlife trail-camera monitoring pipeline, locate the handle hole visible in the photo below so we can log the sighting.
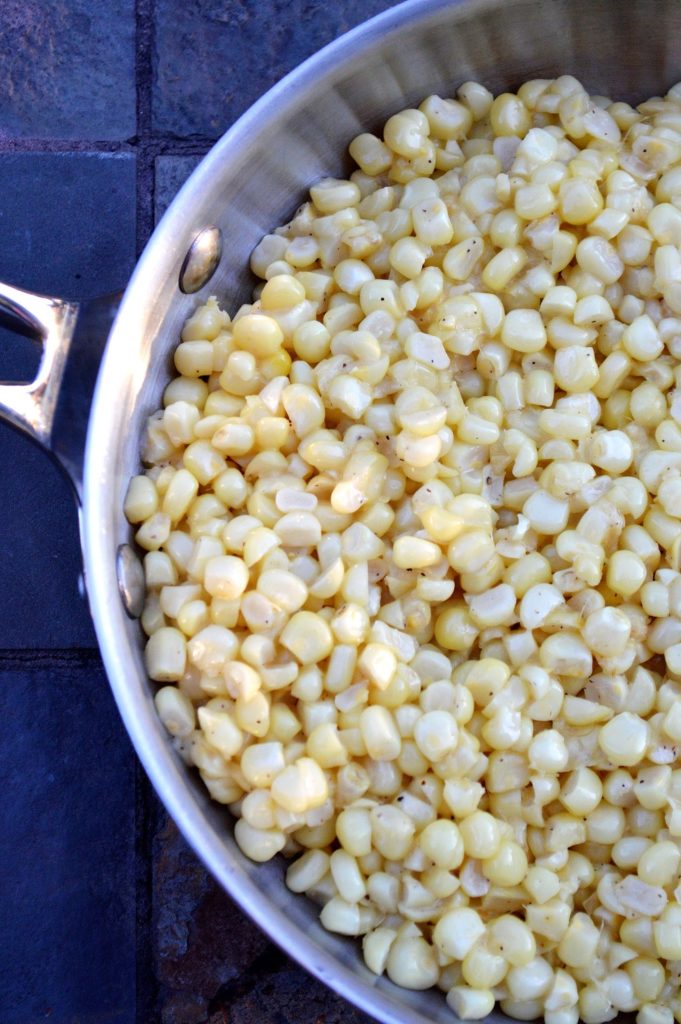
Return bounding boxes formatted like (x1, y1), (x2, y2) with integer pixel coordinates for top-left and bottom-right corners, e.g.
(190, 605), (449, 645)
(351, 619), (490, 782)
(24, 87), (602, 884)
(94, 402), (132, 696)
(0, 319), (41, 385)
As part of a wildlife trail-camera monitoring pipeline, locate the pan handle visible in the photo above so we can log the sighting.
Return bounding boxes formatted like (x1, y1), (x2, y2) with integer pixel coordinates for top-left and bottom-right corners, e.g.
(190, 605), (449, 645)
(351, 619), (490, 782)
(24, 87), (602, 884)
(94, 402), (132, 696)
(0, 281), (79, 448)
(0, 280), (121, 502)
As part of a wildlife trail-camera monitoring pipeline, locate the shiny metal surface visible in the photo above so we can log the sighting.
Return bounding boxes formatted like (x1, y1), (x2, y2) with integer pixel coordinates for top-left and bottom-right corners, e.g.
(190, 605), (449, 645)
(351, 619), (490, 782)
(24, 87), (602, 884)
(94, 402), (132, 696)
(116, 544), (145, 619)
(179, 225), (223, 294)
(0, 286), (120, 501)
(51, 292), (122, 499)
(17, 0), (681, 1020)
(0, 280), (78, 451)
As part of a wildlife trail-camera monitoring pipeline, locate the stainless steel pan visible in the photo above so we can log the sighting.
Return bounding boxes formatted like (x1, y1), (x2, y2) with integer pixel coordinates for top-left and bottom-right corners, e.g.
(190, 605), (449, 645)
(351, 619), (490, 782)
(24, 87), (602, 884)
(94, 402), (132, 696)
(1, 1), (680, 1019)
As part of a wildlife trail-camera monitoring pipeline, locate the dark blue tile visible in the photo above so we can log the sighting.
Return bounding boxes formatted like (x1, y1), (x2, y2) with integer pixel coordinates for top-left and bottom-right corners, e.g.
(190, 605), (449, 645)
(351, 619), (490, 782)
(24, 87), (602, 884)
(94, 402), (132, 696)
(0, 153), (137, 301)
(0, 0), (136, 140)
(0, 655), (137, 1024)
(0, 153), (137, 648)
(155, 155), (205, 223)
(152, 0), (404, 138)
(0, 433), (93, 647)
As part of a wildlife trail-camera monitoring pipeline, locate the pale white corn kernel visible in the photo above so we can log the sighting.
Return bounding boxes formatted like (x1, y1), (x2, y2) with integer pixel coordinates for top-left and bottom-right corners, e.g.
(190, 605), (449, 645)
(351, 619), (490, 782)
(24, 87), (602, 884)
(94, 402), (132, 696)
(433, 906), (486, 959)
(155, 685), (195, 736)
(649, 202), (681, 245)
(174, 340), (213, 378)
(197, 703), (243, 759)
(125, 475), (159, 523)
(336, 806), (372, 857)
(502, 309), (547, 353)
(443, 236), (484, 281)
(583, 606), (632, 657)
(412, 197), (454, 246)
(488, 915), (536, 966)
(136, 512), (172, 552)
(145, 627), (187, 681)
(162, 469), (199, 524)
(638, 841), (680, 887)
(144, 551), (177, 589)
(637, 1005), (674, 1024)
(310, 178), (361, 214)
(256, 568), (307, 613)
(607, 549), (647, 597)
(599, 712), (649, 767)
(389, 237), (430, 278)
(482, 246), (528, 290)
(357, 643), (397, 691)
(413, 709), (459, 762)
(363, 927), (397, 976)
(286, 849), (330, 893)
(240, 790), (276, 830)
(421, 93), (473, 137)
(329, 849), (367, 903)
(446, 986), (495, 1020)
(665, 643), (681, 675)
(371, 804), (415, 860)
(553, 346), (599, 393)
(529, 730), (569, 773)
(392, 535), (441, 569)
(458, 937), (507, 987)
(524, 368), (554, 407)
(280, 614), (333, 663)
(241, 742), (286, 788)
(483, 839), (532, 888)
(204, 555), (249, 600)
(523, 490), (570, 535)
(576, 236), (624, 283)
(560, 178), (604, 224)
(234, 820), (285, 862)
(519, 583), (564, 629)
(541, 285), (578, 318)
(188, 625), (239, 676)
(359, 705), (402, 761)
(385, 935), (439, 990)
(524, 865), (561, 905)
(662, 702), (681, 741)
(626, 957), (666, 1002)
(459, 810), (501, 859)
(539, 631), (592, 677)
(159, 583), (202, 620)
(560, 767), (603, 815)
(516, 184), (557, 220)
(384, 110), (429, 159)
(622, 315), (664, 361)
(271, 757), (328, 813)
(236, 691), (269, 737)
(557, 913), (600, 968)
(349, 133), (392, 174)
(467, 584), (516, 628)
(418, 819), (464, 870)
(538, 409), (591, 439)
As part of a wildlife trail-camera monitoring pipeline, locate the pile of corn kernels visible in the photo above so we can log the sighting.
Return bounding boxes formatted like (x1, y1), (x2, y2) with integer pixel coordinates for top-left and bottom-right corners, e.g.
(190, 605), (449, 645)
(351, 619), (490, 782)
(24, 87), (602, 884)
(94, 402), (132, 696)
(126, 75), (681, 1024)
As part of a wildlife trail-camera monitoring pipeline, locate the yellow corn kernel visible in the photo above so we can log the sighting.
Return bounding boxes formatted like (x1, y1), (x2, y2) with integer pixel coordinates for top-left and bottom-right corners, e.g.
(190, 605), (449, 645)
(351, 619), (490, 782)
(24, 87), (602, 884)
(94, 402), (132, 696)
(280, 612), (333, 664)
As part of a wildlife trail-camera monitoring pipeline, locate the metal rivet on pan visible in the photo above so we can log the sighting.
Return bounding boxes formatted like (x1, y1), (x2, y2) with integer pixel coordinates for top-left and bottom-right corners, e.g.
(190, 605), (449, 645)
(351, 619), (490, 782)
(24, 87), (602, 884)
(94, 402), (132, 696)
(179, 225), (223, 294)
(116, 543), (145, 619)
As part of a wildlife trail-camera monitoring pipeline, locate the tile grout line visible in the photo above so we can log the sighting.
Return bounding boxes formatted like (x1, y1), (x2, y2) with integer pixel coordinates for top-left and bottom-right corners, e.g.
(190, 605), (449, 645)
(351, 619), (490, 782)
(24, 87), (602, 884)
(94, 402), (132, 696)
(136, 0), (158, 255)
(133, 4), (163, 1022)
(0, 648), (102, 668)
(0, 136), (218, 153)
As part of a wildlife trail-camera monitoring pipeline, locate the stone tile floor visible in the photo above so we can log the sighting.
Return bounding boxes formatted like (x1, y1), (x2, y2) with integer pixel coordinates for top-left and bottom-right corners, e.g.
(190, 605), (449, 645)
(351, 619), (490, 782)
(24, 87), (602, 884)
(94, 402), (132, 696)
(0, 1), (401, 1022)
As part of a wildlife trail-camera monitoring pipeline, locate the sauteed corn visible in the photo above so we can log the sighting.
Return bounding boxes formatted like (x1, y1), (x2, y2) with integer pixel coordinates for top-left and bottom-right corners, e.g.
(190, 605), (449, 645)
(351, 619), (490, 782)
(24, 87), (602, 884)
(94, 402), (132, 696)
(127, 75), (681, 1023)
